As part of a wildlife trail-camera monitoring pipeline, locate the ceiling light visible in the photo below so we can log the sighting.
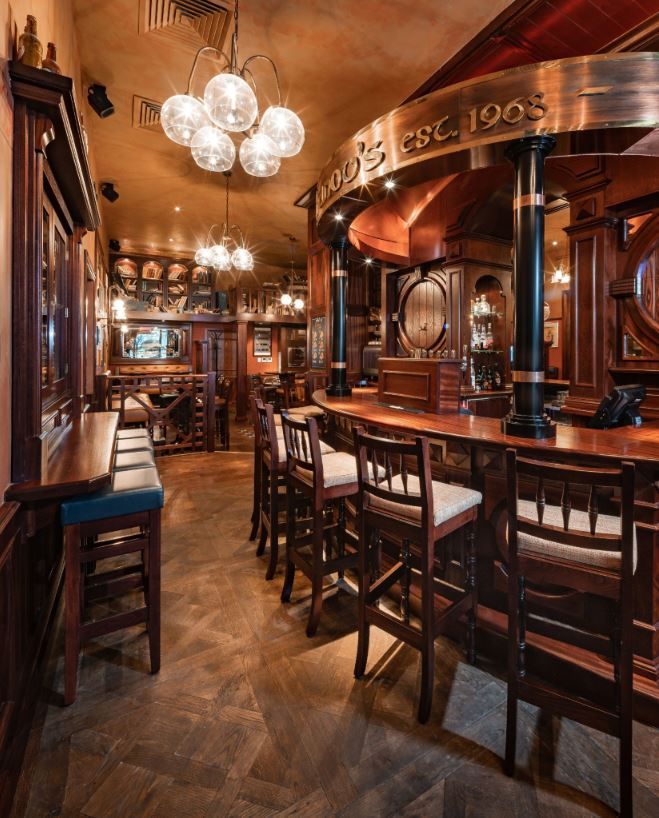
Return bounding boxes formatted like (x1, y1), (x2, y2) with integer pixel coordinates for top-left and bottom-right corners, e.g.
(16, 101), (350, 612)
(195, 247), (214, 266)
(239, 133), (280, 177)
(100, 182), (119, 202)
(160, 0), (303, 178)
(293, 297), (304, 310)
(87, 83), (114, 118)
(169, 238), (173, 242)
(231, 246), (254, 271)
(160, 94), (208, 146)
(552, 240), (558, 246)
(191, 125), (236, 172)
(365, 257), (373, 264)
(334, 213), (344, 222)
(174, 206), (181, 212)
(280, 292), (293, 306)
(384, 179), (396, 190)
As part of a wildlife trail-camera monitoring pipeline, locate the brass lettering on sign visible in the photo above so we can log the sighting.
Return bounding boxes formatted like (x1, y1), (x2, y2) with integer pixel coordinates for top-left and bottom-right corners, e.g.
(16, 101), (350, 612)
(318, 139), (386, 207)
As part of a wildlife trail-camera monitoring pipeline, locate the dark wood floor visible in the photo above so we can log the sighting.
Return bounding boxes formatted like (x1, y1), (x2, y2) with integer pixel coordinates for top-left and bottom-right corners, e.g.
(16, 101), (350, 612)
(10, 440), (659, 817)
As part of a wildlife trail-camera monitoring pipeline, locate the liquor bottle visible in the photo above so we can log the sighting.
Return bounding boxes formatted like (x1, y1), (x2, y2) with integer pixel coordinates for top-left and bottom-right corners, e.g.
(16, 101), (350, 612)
(478, 294), (490, 315)
(479, 325), (486, 349)
(471, 324), (479, 350)
(486, 322), (494, 350)
(487, 366), (494, 390)
(42, 42), (61, 74)
(470, 359), (476, 389)
(493, 366), (503, 389)
(17, 15), (43, 68)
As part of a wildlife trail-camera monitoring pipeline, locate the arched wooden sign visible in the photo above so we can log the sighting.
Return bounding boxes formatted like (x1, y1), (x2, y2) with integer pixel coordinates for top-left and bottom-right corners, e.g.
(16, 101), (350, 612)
(316, 53), (659, 240)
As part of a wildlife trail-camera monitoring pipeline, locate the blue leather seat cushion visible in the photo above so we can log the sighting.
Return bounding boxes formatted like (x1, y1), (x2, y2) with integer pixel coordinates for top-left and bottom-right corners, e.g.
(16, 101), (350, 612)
(116, 428), (150, 440)
(114, 450), (155, 471)
(116, 437), (154, 453)
(61, 466), (164, 525)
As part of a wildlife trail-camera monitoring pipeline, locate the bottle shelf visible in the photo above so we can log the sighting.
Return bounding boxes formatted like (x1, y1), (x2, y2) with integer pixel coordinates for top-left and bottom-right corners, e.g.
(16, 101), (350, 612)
(471, 348), (504, 354)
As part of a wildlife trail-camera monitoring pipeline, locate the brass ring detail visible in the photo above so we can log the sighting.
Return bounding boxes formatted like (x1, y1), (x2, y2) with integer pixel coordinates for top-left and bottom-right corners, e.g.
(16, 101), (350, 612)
(512, 370), (545, 383)
(513, 193), (545, 209)
(330, 361), (347, 369)
(331, 269), (348, 278)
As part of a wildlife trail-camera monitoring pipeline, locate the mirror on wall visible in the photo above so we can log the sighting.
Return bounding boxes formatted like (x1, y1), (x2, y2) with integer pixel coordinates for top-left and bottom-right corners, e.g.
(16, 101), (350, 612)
(111, 323), (190, 361)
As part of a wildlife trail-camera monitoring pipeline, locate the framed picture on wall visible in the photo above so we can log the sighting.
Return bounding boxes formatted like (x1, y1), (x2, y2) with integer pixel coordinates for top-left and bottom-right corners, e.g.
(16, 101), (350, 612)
(311, 316), (326, 368)
(544, 319), (560, 348)
(254, 325), (272, 357)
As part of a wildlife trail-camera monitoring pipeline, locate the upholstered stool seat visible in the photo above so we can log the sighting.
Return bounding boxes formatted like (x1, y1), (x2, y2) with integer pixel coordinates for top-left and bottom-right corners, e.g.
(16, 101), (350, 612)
(369, 474), (482, 527)
(113, 449), (156, 471)
(112, 394), (154, 424)
(116, 436), (154, 453)
(275, 427), (334, 456)
(61, 465), (163, 704)
(288, 405), (325, 418)
(293, 451), (361, 489)
(116, 428), (151, 440)
(515, 500), (637, 571)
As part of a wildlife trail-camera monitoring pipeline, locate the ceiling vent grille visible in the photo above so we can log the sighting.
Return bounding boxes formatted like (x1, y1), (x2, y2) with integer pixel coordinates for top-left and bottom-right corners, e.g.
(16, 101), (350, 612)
(138, 0), (231, 51)
(132, 95), (163, 130)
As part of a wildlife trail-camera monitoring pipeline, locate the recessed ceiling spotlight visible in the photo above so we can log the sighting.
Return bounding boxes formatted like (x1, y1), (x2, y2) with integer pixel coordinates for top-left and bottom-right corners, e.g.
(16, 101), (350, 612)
(174, 206), (181, 212)
(552, 240), (558, 246)
(365, 257), (373, 264)
(169, 238), (174, 242)
(334, 213), (343, 222)
(384, 179), (396, 190)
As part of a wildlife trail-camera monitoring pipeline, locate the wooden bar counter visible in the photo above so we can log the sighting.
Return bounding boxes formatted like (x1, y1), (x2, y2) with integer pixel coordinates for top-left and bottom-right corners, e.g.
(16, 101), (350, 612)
(6, 411), (119, 503)
(313, 388), (659, 722)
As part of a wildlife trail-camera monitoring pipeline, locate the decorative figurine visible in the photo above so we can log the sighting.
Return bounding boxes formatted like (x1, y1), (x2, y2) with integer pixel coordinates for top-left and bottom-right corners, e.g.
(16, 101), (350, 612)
(17, 15), (43, 68)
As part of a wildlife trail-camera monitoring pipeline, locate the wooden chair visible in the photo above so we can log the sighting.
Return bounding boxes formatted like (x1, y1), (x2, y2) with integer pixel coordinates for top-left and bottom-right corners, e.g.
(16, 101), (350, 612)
(256, 401), (290, 580)
(505, 449), (636, 817)
(215, 376), (233, 450)
(352, 427), (482, 723)
(248, 394), (262, 541)
(280, 413), (356, 637)
(279, 373), (326, 423)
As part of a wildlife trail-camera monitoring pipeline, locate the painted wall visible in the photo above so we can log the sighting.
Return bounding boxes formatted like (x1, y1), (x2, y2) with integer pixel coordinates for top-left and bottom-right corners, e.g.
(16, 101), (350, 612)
(0, 0), (103, 493)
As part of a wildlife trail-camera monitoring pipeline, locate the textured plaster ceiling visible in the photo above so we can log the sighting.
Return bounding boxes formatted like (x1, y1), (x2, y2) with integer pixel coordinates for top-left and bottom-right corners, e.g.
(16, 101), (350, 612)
(74, 0), (514, 278)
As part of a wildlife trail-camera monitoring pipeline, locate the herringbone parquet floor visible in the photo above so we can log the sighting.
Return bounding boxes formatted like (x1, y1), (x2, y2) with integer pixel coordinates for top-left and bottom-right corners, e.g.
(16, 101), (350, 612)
(10, 449), (659, 817)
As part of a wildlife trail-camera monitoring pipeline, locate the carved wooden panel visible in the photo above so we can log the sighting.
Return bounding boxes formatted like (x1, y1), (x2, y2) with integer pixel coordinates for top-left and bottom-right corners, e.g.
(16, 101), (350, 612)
(573, 235), (597, 388)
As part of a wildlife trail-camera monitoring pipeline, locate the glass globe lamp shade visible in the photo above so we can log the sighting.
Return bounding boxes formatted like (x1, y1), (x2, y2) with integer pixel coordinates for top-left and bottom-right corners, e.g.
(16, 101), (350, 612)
(160, 94), (209, 146)
(210, 243), (232, 271)
(231, 246), (254, 271)
(190, 126), (236, 172)
(195, 247), (214, 266)
(204, 72), (258, 133)
(259, 106), (305, 157)
(280, 292), (292, 307)
(293, 297), (305, 311)
(239, 133), (281, 177)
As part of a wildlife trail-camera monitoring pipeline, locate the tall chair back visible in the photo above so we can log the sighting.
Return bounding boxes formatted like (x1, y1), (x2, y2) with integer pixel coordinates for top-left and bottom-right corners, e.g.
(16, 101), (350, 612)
(256, 401), (283, 470)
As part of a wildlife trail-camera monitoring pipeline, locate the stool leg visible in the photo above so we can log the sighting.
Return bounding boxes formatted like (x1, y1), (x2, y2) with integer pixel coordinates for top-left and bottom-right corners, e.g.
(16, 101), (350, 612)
(147, 509), (161, 674)
(306, 508), (324, 638)
(467, 521), (478, 665)
(256, 462), (268, 556)
(281, 484), (296, 603)
(417, 532), (435, 724)
(337, 498), (346, 580)
(250, 447), (261, 541)
(618, 609), (634, 817)
(504, 569), (520, 776)
(224, 407), (230, 450)
(265, 474), (280, 580)
(354, 523), (372, 679)
(64, 523), (81, 706)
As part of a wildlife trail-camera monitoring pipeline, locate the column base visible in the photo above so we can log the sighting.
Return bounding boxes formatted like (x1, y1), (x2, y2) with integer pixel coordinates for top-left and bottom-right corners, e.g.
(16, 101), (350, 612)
(326, 384), (352, 397)
(502, 413), (556, 440)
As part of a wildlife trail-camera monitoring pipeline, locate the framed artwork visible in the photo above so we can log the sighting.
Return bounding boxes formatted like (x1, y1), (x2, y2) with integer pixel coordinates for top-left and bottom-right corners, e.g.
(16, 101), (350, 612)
(311, 316), (326, 368)
(544, 320), (560, 348)
(253, 326), (272, 357)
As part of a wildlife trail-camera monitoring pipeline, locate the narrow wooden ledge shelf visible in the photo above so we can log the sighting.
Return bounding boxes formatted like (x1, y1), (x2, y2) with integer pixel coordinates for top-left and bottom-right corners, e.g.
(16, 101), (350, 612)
(6, 412), (119, 503)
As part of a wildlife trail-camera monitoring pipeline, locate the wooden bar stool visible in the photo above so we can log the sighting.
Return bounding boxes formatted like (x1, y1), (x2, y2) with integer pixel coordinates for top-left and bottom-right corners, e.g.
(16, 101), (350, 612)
(248, 394), (263, 541)
(505, 449), (636, 817)
(280, 413), (357, 637)
(215, 376), (233, 450)
(60, 465), (164, 705)
(352, 427), (482, 723)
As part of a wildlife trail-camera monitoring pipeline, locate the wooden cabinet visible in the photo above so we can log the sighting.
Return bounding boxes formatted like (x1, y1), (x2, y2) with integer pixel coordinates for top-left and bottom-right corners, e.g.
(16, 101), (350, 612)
(378, 358), (461, 413)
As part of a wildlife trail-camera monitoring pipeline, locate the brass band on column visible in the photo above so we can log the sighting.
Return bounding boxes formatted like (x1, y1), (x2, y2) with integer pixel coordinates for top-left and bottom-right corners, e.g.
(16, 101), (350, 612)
(503, 135), (556, 440)
(327, 239), (351, 397)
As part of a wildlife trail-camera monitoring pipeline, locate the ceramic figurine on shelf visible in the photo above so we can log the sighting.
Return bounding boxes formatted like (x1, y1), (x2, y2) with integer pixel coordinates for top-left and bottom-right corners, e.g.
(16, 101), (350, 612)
(42, 42), (61, 74)
(17, 15), (43, 68)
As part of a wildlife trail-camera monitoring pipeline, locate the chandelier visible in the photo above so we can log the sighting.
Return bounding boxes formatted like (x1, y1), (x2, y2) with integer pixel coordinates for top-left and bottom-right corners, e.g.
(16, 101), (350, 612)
(160, 0), (304, 177)
(195, 172), (254, 273)
(280, 237), (304, 310)
(550, 265), (570, 284)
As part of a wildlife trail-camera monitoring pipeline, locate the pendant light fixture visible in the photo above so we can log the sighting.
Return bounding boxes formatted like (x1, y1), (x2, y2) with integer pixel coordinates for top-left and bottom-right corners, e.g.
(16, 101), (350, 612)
(280, 237), (304, 311)
(160, 0), (304, 177)
(195, 172), (254, 273)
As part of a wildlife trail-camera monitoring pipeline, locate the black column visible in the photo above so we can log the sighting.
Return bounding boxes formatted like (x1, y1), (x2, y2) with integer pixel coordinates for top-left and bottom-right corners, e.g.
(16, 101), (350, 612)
(327, 238), (351, 397)
(503, 135), (556, 440)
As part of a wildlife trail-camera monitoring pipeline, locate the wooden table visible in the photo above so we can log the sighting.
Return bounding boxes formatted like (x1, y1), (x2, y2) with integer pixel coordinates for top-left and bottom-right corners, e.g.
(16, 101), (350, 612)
(313, 388), (659, 723)
(6, 412), (119, 502)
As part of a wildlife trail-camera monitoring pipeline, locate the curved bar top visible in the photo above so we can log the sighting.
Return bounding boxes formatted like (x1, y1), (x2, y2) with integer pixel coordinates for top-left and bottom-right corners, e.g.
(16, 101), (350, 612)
(313, 388), (659, 466)
(6, 411), (120, 503)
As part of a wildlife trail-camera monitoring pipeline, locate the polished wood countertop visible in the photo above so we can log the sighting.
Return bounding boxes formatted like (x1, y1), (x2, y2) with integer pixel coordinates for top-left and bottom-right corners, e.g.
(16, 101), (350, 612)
(313, 389), (659, 466)
(6, 412), (119, 502)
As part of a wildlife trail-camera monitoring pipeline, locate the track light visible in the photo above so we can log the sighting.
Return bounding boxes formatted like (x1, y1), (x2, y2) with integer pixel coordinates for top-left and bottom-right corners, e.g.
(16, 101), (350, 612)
(101, 182), (119, 203)
(109, 238), (121, 252)
(87, 84), (114, 118)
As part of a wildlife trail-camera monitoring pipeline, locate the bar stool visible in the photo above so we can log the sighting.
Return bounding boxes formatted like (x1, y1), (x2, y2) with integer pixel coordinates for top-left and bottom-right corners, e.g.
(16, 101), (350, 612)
(352, 427), (482, 723)
(215, 376), (233, 450)
(248, 394), (263, 541)
(280, 413), (359, 637)
(116, 428), (151, 441)
(60, 465), (164, 705)
(504, 449), (636, 817)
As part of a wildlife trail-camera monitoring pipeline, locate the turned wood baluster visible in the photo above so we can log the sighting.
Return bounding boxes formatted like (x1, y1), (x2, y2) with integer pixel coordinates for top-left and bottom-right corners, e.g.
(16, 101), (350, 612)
(518, 575), (527, 678)
(536, 476), (545, 525)
(467, 524), (477, 665)
(587, 485), (599, 536)
(401, 453), (409, 495)
(400, 538), (411, 623)
(385, 452), (392, 491)
(561, 481), (571, 530)
(300, 428), (309, 462)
